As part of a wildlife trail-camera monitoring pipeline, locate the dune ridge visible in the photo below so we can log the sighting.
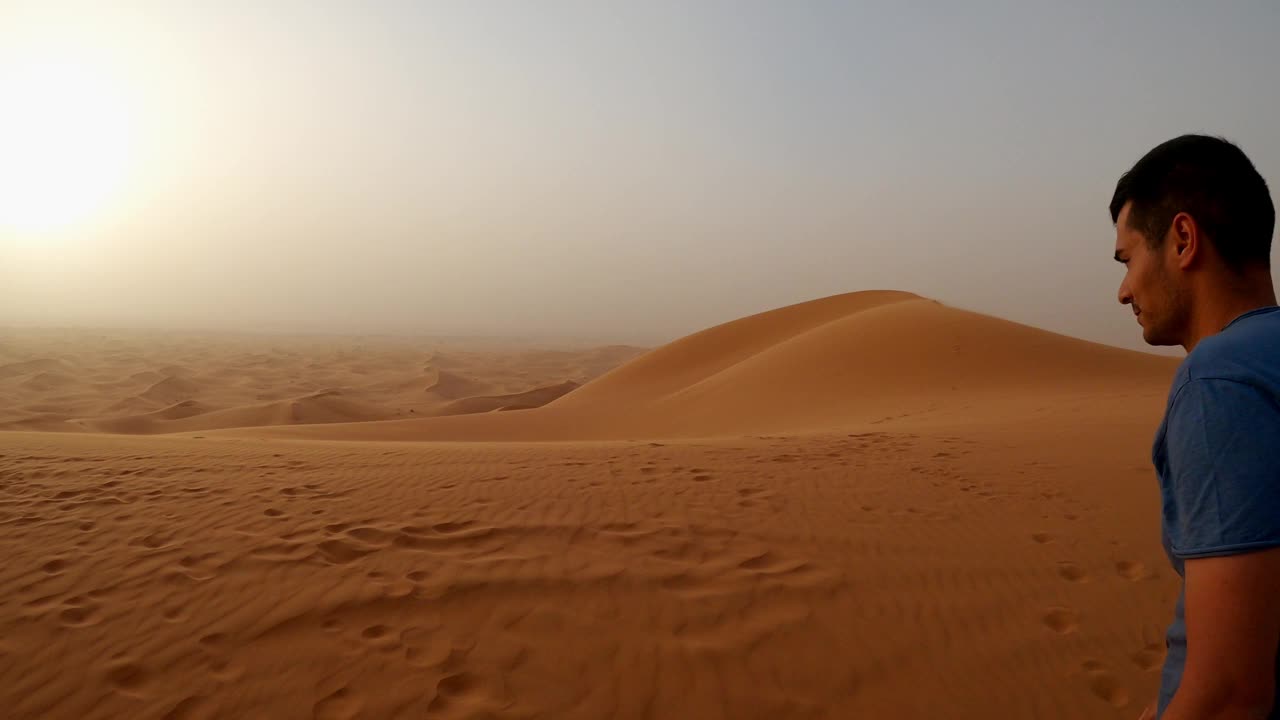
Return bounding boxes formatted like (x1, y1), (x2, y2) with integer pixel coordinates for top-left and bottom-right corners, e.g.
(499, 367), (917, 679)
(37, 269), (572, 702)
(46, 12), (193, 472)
(437, 380), (582, 415)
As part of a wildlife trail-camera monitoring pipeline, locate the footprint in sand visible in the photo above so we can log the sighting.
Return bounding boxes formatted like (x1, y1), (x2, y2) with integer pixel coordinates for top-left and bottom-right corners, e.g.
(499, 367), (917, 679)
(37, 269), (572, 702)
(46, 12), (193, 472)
(1131, 642), (1165, 671)
(1115, 560), (1146, 580)
(1079, 660), (1131, 708)
(360, 622), (394, 638)
(1042, 607), (1079, 634)
(313, 686), (362, 720)
(401, 627), (451, 669)
(315, 539), (376, 565)
(59, 604), (100, 627)
(154, 604), (182, 622)
(206, 655), (244, 682)
(364, 623), (412, 651)
(160, 695), (209, 720)
(104, 659), (150, 697)
(428, 672), (480, 713)
(198, 633), (227, 649)
(1056, 561), (1088, 582)
(1089, 673), (1130, 708)
(1030, 532), (1053, 544)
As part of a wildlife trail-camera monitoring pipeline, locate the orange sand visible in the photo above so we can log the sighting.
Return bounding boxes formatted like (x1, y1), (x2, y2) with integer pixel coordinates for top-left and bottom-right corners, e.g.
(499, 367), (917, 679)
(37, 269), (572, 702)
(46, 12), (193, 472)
(0, 291), (1180, 718)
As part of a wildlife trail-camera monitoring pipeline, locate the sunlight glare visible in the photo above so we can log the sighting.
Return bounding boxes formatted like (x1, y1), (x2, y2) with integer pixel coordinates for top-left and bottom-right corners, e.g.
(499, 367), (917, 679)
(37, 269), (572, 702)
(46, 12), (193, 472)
(0, 54), (136, 235)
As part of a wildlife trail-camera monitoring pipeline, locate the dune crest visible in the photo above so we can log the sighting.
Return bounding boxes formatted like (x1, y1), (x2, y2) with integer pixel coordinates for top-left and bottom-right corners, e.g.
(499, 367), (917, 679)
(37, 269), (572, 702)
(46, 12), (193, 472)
(438, 380), (581, 415)
(423, 368), (492, 399)
(138, 376), (202, 404)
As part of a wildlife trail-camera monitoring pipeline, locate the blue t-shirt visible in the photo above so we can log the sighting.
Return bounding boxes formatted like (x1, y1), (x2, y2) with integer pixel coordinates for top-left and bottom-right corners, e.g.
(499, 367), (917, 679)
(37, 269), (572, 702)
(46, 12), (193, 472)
(1153, 305), (1280, 718)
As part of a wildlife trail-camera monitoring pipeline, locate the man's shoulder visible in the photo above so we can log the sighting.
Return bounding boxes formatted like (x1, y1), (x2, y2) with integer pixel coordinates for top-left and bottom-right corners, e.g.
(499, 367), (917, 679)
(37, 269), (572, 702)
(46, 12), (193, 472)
(1180, 307), (1280, 387)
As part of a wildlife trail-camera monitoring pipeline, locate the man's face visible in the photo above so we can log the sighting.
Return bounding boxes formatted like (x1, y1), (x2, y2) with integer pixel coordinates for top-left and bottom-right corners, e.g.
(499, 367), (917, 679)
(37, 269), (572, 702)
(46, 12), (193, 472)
(1115, 203), (1187, 346)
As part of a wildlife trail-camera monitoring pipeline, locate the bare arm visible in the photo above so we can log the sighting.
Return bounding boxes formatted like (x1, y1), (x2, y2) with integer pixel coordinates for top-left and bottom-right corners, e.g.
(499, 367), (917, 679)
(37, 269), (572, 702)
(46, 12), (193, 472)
(1162, 548), (1280, 720)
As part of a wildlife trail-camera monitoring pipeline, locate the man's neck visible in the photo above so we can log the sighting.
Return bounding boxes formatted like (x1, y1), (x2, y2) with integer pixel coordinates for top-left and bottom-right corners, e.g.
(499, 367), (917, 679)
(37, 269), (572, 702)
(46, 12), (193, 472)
(1182, 272), (1278, 353)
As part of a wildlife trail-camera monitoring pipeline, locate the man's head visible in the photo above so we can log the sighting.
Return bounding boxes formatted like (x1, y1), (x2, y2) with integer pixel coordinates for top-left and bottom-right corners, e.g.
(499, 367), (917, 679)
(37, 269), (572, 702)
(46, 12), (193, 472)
(1111, 134), (1274, 347)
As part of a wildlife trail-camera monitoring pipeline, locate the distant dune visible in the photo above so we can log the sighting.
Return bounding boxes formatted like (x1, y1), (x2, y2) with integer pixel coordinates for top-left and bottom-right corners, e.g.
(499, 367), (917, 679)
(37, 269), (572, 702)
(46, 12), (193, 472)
(0, 357), (73, 380)
(437, 380), (581, 415)
(423, 368), (492, 400)
(0, 331), (646, 433)
(138, 375), (203, 404)
(85, 390), (392, 434)
(98, 394), (162, 416)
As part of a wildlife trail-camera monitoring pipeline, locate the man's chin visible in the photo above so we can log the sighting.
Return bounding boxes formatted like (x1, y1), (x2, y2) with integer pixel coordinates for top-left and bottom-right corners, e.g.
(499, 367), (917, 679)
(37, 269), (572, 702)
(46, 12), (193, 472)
(1142, 327), (1179, 347)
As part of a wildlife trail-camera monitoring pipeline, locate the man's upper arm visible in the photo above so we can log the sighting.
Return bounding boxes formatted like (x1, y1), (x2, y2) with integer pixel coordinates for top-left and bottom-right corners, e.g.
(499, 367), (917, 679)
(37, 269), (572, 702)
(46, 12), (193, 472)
(1164, 377), (1280, 715)
(1178, 549), (1280, 713)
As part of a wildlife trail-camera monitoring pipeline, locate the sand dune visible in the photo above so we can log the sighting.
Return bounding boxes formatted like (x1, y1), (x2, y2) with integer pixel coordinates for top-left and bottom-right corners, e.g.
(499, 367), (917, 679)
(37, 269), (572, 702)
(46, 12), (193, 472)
(0, 292), (1181, 719)
(437, 380), (582, 415)
(88, 390), (395, 435)
(251, 291), (1175, 442)
(144, 399), (214, 421)
(424, 369), (492, 400)
(17, 370), (78, 393)
(0, 331), (645, 434)
(138, 376), (203, 405)
(98, 394), (163, 416)
(551, 291), (1167, 420)
(0, 357), (73, 380)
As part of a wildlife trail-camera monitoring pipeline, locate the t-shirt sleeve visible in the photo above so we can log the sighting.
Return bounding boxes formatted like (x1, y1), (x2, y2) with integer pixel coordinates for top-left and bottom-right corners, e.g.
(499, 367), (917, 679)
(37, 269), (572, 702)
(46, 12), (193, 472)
(1165, 377), (1280, 559)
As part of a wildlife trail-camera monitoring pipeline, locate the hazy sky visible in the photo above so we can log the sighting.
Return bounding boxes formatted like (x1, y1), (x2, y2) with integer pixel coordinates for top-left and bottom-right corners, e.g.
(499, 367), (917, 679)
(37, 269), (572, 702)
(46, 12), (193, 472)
(1, 1), (1277, 351)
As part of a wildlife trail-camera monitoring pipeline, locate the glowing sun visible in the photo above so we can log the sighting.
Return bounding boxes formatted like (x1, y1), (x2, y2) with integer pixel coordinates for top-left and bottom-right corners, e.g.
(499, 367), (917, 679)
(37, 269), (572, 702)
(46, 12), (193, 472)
(0, 55), (135, 234)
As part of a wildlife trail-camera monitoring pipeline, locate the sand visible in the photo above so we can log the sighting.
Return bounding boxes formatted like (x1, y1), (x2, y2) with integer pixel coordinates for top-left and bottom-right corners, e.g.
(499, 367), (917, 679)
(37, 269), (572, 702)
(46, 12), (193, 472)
(0, 331), (644, 434)
(0, 291), (1181, 719)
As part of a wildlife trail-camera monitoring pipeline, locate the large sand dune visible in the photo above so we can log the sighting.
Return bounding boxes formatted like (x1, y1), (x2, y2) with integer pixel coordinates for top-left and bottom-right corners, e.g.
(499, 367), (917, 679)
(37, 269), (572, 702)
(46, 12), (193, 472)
(244, 291), (1175, 442)
(0, 292), (1183, 719)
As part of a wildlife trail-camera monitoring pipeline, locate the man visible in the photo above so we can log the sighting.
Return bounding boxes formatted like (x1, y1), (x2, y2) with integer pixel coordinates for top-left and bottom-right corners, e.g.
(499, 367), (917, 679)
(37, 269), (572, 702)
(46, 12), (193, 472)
(1111, 134), (1280, 720)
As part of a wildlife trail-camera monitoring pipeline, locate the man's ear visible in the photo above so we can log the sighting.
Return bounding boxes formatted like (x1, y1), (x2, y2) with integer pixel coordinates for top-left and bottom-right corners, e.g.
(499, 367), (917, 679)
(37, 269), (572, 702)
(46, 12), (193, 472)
(1171, 212), (1200, 270)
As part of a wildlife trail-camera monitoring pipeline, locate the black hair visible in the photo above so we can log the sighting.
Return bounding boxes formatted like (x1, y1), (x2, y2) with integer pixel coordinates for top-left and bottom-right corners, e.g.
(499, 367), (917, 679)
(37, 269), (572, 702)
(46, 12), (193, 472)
(1110, 134), (1274, 270)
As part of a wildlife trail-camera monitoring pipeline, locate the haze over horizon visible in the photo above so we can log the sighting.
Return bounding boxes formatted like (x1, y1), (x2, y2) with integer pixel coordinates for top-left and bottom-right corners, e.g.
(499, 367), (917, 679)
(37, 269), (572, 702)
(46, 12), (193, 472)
(2, 1), (1277, 352)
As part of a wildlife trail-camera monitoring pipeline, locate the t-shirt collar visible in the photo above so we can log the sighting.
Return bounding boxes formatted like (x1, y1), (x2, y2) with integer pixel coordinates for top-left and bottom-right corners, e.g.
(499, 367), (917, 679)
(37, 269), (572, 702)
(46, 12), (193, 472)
(1223, 305), (1280, 331)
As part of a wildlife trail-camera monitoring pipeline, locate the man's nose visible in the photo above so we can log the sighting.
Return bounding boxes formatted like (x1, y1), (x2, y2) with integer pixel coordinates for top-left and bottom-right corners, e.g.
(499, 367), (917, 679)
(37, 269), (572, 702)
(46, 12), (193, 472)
(1118, 279), (1132, 305)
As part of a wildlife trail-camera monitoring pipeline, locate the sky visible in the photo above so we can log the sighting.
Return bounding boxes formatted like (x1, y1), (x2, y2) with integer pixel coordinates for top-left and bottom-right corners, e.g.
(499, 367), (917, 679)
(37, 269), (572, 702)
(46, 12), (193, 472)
(1, 1), (1277, 351)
